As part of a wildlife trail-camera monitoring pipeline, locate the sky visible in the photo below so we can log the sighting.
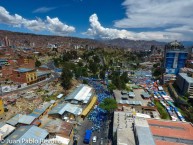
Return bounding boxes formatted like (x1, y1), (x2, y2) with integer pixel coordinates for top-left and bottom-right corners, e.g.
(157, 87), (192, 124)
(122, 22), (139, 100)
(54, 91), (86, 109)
(0, 0), (193, 42)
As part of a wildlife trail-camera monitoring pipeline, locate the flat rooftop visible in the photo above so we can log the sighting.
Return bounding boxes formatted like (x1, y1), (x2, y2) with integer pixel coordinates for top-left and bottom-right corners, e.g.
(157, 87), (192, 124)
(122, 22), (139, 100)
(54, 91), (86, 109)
(178, 73), (193, 84)
(134, 118), (156, 145)
(147, 119), (193, 145)
(114, 111), (136, 145)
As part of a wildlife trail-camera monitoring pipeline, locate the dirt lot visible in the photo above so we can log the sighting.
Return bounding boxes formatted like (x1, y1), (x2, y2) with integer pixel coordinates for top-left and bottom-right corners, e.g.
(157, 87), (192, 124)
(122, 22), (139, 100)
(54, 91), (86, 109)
(3, 97), (43, 121)
(1, 79), (79, 122)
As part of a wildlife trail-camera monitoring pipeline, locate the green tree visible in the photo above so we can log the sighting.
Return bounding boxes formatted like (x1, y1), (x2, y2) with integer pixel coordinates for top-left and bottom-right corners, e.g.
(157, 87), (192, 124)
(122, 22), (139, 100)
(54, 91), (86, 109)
(93, 55), (100, 63)
(83, 79), (88, 84)
(74, 67), (82, 78)
(99, 70), (105, 79)
(153, 63), (160, 68)
(78, 61), (83, 67)
(108, 83), (116, 93)
(99, 98), (117, 112)
(153, 68), (162, 77)
(35, 60), (42, 67)
(89, 61), (99, 74)
(110, 71), (126, 89)
(184, 92), (190, 99)
(61, 68), (73, 92)
(120, 72), (129, 83)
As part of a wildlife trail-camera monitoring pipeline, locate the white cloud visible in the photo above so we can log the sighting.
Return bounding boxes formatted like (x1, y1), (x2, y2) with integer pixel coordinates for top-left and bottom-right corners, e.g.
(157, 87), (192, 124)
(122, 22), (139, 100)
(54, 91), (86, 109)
(33, 7), (56, 13)
(84, 13), (183, 41)
(112, 0), (193, 41)
(0, 6), (24, 26)
(46, 16), (75, 35)
(115, 0), (193, 29)
(0, 6), (75, 35)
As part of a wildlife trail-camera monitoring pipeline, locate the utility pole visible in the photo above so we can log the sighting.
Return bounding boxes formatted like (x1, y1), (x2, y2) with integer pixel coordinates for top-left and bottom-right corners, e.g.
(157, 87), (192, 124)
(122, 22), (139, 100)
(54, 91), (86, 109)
(0, 83), (2, 96)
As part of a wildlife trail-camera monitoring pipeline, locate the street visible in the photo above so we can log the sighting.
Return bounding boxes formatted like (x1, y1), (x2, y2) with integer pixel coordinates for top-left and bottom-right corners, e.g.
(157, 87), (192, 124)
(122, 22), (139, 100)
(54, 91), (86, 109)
(75, 118), (109, 145)
(1, 70), (60, 96)
(73, 79), (111, 145)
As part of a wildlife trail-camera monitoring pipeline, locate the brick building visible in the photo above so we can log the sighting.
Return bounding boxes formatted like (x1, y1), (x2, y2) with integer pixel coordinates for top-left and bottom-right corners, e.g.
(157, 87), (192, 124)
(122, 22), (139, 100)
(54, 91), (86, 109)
(1, 65), (14, 79)
(11, 68), (37, 84)
(17, 57), (35, 69)
(147, 119), (193, 145)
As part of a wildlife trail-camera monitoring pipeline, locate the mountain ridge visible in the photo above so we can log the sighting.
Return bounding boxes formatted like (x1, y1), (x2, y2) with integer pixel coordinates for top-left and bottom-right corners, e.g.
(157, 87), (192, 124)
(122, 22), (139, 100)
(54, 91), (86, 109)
(0, 30), (191, 50)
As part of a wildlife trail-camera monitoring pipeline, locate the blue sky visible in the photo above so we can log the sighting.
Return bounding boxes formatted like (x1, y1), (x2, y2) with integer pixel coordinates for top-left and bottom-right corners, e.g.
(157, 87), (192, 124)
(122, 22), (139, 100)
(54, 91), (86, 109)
(0, 0), (193, 41)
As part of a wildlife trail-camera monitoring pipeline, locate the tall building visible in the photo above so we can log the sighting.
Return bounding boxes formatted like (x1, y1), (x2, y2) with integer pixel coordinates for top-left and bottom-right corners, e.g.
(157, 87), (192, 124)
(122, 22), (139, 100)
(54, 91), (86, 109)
(4, 36), (10, 47)
(164, 41), (188, 74)
(163, 41), (188, 83)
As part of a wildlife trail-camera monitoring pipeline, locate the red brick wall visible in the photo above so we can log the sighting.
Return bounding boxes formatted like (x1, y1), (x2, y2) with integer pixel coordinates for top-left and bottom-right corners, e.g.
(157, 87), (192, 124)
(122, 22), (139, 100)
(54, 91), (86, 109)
(17, 58), (35, 69)
(11, 70), (27, 83)
(1, 66), (14, 78)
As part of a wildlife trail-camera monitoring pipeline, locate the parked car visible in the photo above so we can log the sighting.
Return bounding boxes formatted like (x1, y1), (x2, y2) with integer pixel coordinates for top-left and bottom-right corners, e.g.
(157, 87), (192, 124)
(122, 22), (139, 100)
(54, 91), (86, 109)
(100, 138), (103, 144)
(73, 140), (77, 145)
(92, 136), (97, 142)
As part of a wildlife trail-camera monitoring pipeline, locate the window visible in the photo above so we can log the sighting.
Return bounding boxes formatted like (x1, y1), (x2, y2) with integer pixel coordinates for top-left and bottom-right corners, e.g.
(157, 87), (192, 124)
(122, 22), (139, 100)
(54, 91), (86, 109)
(17, 72), (20, 77)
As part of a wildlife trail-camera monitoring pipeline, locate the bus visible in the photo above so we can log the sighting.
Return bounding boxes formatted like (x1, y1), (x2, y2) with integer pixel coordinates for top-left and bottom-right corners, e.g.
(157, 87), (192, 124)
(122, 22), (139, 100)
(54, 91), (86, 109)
(83, 130), (92, 144)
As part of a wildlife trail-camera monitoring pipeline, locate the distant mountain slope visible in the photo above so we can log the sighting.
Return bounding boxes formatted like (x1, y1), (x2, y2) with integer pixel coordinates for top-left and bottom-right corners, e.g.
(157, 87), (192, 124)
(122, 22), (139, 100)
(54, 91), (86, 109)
(0, 30), (105, 48)
(102, 38), (166, 50)
(1, 30), (191, 50)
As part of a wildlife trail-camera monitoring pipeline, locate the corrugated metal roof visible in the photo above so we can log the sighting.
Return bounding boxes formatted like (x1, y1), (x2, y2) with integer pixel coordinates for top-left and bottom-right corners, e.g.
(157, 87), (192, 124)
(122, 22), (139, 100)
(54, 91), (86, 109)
(30, 103), (51, 118)
(37, 71), (51, 77)
(6, 114), (20, 126)
(15, 68), (34, 73)
(40, 65), (49, 69)
(6, 114), (36, 126)
(1, 125), (48, 145)
(65, 84), (92, 103)
(119, 100), (142, 105)
(49, 103), (82, 116)
(19, 115), (36, 125)
(65, 84), (84, 101)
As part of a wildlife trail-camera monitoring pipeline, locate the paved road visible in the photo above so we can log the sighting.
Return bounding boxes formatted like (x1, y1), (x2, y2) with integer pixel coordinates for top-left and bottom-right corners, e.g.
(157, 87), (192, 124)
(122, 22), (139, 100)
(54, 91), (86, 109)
(73, 79), (111, 145)
(1, 72), (60, 96)
(75, 118), (108, 145)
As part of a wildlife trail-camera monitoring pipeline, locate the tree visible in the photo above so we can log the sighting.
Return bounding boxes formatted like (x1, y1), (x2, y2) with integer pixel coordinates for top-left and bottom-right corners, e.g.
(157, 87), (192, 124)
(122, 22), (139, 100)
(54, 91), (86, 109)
(184, 92), (190, 99)
(78, 61), (83, 67)
(93, 55), (100, 63)
(35, 60), (41, 67)
(74, 67), (82, 78)
(120, 72), (129, 83)
(108, 83), (116, 93)
(83, 79), (88, 84)
(110, 71), (126, 90)
(99, 98), (117, 112)
(89, 61), (99, 74)
(99, 70), (105, 79)
(61, 68), (73, 92)
(153, 63), (160, 68)
(153, 68), (162, 77)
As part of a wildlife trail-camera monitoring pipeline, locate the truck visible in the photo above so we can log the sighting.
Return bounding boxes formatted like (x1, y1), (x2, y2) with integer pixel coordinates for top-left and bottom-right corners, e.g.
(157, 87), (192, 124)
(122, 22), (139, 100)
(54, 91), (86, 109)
(83, 130), (92, 144)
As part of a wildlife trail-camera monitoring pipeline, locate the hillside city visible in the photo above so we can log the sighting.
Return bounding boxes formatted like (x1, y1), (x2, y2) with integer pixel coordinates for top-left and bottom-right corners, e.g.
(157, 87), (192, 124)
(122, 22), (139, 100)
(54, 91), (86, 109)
(0, 30), (192, 145)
